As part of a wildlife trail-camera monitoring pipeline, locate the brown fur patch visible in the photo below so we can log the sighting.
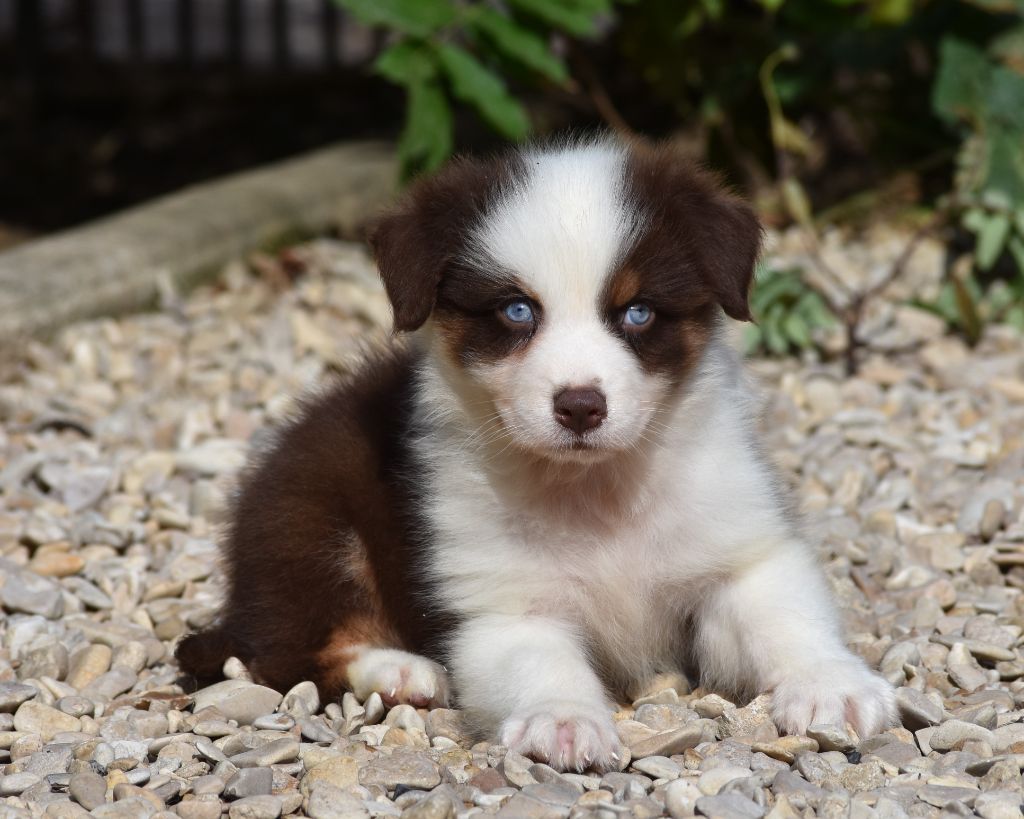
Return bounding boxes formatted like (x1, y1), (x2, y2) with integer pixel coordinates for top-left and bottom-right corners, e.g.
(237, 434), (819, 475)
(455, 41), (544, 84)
(369, 154), (526, 332)
(622, 141), (762, 324)
(434, 268), (542, 367)
(175, 345), (454, 698)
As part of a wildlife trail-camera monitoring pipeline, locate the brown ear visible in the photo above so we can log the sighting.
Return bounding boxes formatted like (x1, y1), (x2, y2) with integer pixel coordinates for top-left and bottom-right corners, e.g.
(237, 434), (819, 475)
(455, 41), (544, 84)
(369, 155), (521, 332)
(689, 190), (762, 322)
(625, 142), (762, 322)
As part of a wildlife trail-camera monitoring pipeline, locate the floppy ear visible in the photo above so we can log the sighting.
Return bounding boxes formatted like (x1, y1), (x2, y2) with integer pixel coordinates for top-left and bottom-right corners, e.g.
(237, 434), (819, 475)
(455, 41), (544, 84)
(368, 155), (514, 332)
(688, 189), (762, 322)
(625, 142), (762, 322)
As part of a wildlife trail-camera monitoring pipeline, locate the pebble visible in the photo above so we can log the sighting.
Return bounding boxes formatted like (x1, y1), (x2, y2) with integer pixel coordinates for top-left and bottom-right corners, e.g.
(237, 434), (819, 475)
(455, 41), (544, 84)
(229, 737), (300, 768)
(694, 792), (765, 818)
(358, 749), (441, 790)
(227, 795), (283, 819)
(0, 682), (38, 712)
(13, 701), (82, 740)
(929, 720), (995, 752)
(192, 681), (284, 725)
(697, 765), (752, 795)
(279, 681), (320, 719)
(224, 768), (274, 799)
(306, 782), (371, 819)
(631, 755), (681, 779)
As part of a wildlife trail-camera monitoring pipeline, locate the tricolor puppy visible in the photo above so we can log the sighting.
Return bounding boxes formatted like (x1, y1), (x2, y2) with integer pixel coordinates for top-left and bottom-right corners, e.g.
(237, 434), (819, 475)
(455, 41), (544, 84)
(177, 137), (896, 771)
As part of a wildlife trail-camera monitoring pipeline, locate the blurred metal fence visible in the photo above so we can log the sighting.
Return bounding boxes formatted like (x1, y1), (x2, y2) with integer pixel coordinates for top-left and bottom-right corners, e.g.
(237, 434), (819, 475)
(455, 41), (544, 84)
(0, 0), (375, 89)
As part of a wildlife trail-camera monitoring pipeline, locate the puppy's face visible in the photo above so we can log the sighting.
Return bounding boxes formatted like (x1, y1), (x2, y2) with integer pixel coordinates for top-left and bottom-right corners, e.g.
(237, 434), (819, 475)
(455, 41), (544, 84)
(371, 140), (761, 462)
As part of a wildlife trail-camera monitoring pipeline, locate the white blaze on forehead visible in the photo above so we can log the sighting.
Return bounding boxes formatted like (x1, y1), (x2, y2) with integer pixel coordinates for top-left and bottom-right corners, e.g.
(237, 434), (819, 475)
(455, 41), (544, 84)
(465, 141), (644, 313)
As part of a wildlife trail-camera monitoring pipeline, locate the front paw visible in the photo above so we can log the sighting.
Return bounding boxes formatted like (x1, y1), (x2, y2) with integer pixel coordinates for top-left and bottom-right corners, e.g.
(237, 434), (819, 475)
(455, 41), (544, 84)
(499, 700), (622, 773)
(771, 659), (896, 739)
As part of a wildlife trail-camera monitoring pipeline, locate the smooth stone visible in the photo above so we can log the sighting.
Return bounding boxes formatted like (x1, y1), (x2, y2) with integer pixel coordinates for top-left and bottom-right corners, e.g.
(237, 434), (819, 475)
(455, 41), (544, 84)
(0, 683), (38, 713)
(697, 765), (751, 796)
(401, 790), (456, 819)
(305, 782), (370, 819)
(13, 701), (82, 741)
(227, 795), (283, 819)
(175, 798), (225, 819)
(56, 696), (94, 718)
(252, 714), (294, 732)
(0, 772), (43, 796)
(895, 687), (943, 730)
(929, 720), (994, 752)
(70, 769), (109, 810)
(751, 736), (818, 763)
(24, 742), (74, 776)
(357, 749), (441, 790)
(193, 681), (283, 726)
(224, 767), (274, 799)
(631, 755), (681, 779)
(228, 737), (299, 768)
(279, 681), (320, 720)
(629, 724), (704, 758)
(81, 667), (138, 701)
(91, 797), (158, 818)
(974, 791), (1024, 819)
(66, 645), (113, 690)
(301, 755), (361, 792)
(664, 778), (703, 818)
(806, 723), (856, 752)
(694, 792), (765, 819)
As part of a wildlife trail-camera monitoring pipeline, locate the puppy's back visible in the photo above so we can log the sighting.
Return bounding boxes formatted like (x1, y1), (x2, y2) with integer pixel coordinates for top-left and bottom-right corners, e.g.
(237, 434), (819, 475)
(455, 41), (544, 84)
(176, 345), (443, 693)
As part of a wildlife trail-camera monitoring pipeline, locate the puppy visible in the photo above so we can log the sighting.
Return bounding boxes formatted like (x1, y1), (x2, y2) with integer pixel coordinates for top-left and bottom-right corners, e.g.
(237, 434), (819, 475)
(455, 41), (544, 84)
(177, 137), (896, 771)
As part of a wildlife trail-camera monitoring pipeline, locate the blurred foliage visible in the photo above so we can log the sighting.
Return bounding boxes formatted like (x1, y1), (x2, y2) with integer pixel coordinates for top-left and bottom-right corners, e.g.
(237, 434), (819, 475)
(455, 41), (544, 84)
(335, 0), (1024, 350)
(334, 0), (608, 177)
(744, 266), (836, 356)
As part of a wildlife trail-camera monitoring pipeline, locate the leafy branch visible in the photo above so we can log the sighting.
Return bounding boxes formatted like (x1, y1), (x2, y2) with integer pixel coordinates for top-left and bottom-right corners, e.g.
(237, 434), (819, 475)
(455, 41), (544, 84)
(334, 0), (611, 178)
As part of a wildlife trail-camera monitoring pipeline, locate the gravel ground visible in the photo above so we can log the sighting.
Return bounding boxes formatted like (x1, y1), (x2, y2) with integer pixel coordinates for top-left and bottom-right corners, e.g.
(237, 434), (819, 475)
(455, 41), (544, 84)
(1, 233), (1023, 819)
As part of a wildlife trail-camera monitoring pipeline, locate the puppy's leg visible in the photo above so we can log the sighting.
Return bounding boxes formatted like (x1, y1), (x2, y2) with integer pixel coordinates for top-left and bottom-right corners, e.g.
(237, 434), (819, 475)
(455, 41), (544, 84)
(450, 614), (621, 772)
(696, 544), (896, 738)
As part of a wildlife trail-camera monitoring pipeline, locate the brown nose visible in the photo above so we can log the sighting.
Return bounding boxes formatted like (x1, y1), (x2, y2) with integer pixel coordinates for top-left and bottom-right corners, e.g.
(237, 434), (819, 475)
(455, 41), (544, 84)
(553, 388), (607, 435)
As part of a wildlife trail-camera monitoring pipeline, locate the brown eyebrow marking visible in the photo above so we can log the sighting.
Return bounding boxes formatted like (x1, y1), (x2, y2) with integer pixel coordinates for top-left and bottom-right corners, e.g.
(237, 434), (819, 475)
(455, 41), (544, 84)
(604, 266), (642, 309)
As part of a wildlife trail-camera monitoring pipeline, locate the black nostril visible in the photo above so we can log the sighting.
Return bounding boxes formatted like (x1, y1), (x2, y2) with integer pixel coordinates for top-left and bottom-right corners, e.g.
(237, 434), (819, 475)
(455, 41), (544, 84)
(553, 388), (608, 435)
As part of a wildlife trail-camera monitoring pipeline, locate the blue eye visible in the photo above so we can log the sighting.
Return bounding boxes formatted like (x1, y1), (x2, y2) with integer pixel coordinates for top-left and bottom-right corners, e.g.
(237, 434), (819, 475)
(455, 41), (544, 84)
(502, 300), (535, 325)
(624, 304), (653, 328)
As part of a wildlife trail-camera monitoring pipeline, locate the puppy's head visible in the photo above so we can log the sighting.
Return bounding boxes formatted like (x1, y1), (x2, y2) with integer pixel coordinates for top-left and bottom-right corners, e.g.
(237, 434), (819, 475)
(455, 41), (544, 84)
(370, 138), (761, 462)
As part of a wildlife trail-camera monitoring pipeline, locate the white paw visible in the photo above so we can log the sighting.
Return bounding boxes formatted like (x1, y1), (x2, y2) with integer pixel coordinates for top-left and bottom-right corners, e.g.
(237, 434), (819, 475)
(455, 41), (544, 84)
(771, 659), (897, 739)
(346, 648), (450, 708)
(499, 700), (622, 773)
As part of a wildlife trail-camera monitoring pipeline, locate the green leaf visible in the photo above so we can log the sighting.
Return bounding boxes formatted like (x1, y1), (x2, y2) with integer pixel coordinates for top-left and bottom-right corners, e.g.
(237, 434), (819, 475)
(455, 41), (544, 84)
(398, 79), (453, 178)
(972, 211), (1012, 270)
(743, 324), (764, 355)
(762, 308), (790, 355)
(783, 312), (811, 348)
(333, 0), (456, 37)
(1008, 235), (1024, 277)
(507, 0), (601, 37)
(933, 38), (990, 126)
(437, 45), (530, 139)
(952, 275), (983, 345)
(374, 41), (437, 85)
(469, 8), (569, 83)
(986, 65), (1024, 131)
(982, 127), (1024, 204)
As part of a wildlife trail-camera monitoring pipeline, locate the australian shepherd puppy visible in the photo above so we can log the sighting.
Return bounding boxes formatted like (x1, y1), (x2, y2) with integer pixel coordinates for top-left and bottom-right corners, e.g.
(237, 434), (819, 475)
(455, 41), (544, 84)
(177, 137), (896, 772)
